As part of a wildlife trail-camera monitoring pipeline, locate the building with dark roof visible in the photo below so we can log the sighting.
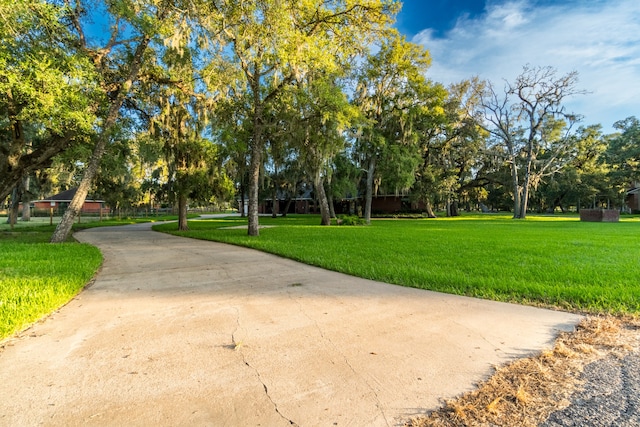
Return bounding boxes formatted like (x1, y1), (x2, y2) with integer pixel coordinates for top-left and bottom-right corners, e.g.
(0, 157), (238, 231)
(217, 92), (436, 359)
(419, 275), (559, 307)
(31, 188), (109, 216)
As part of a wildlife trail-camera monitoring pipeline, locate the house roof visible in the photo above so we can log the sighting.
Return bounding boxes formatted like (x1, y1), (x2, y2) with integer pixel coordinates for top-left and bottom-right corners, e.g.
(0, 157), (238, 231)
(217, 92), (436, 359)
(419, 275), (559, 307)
(38, 188), (104, 203)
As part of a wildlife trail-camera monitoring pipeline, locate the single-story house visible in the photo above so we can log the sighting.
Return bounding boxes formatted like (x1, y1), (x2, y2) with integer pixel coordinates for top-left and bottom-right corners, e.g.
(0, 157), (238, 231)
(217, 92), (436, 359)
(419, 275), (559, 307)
(29, 188), (109, 216)
(257, 189), (318, 215)
(255, 190), (424, 216)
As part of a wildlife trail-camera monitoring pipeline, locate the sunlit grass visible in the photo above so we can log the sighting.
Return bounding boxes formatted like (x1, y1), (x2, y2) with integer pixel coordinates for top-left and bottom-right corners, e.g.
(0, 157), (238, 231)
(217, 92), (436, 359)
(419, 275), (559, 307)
(155, 214), (640, 315)
(0, 239), (102, 339)
(0, 215), (186, 340)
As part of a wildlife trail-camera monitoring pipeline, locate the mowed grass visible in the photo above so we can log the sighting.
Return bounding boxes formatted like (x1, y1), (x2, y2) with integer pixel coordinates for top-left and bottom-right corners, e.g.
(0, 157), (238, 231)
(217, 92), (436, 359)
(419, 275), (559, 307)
(154, 214), (640, 315)
(0, 215), (186, 341)
(0, 225), (102, 339)
(1, 244), (102, 338)
(0, 215), (197, 340)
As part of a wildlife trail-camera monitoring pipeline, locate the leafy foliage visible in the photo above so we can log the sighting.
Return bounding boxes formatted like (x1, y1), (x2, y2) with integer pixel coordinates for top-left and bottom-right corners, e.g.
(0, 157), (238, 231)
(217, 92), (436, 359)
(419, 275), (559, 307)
(2, 0), (637, 232)
(354, 33), (444, 222)
(337, 214), (366, 225)
(607, 117), (640, 193)
(0, 0), (99, 200)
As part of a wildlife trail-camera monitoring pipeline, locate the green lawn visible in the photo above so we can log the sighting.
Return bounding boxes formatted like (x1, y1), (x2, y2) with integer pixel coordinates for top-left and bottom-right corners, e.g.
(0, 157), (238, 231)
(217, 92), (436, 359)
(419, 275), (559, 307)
(2, 212), (638, 341)
(0, 215), (188, 341)
(154, 214), (640, 315)
(0, 224), (102, 340)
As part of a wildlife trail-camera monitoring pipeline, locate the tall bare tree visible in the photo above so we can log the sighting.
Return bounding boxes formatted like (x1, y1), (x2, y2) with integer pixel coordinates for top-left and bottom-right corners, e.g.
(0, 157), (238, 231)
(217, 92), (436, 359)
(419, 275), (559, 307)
(477, 65), (586, 218)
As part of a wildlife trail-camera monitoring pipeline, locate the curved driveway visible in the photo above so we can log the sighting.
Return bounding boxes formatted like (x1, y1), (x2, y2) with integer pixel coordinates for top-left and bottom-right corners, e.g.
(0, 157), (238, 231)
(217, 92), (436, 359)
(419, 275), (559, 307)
(0, 222), (581, 426)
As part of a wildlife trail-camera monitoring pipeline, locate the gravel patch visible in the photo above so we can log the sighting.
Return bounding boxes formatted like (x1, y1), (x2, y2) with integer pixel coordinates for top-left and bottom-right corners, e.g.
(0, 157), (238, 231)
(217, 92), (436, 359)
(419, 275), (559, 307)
(543, 351), (640, 426)
(407, 316), (640, 427)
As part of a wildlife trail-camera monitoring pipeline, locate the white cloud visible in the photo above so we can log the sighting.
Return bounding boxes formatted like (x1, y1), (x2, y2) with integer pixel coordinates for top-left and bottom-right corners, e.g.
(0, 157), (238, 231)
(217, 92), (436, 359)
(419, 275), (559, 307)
(413, 0), (640, 133)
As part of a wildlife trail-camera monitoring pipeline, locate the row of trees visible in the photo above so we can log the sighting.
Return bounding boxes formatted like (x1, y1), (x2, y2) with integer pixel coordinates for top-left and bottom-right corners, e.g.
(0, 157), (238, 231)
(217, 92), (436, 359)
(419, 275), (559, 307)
(2, 0), (638, 241)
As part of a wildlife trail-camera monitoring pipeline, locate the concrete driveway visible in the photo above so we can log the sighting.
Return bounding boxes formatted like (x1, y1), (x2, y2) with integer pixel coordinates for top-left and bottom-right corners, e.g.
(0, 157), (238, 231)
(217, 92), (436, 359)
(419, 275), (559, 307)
(0, 222), (581, 426)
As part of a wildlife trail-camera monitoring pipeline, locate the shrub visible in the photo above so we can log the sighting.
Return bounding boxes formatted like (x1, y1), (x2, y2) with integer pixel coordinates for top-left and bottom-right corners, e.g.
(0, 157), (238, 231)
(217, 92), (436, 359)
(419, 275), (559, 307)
(337, 215), (366, 226)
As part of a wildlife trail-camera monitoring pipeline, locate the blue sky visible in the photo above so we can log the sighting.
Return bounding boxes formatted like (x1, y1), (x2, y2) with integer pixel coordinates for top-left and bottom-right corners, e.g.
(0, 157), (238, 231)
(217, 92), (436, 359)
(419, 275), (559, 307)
(396, 0), (486, 37)
(394, 0), (640, 134)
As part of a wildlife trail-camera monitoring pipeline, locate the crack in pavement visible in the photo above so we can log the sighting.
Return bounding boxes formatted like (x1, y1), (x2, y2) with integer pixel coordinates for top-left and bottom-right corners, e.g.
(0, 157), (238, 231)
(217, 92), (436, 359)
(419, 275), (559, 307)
(287, 290), (391, 427)
(259, 382), (298, 426)
(230, 306), (298, 426)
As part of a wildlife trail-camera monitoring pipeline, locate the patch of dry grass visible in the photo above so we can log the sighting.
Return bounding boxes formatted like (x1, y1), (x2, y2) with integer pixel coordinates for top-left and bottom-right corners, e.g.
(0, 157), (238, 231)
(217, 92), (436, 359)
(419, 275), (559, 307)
(407, 316), (640, 427)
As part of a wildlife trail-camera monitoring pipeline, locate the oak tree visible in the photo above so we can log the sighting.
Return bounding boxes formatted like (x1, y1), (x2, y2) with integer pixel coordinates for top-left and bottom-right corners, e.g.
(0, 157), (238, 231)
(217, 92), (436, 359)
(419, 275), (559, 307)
(354, 33), (436, 223)
(477, 66), (586, 218)
(0, 0), (98, 202)
(50, 0), (193, 242)
(210, 0), (398, 235)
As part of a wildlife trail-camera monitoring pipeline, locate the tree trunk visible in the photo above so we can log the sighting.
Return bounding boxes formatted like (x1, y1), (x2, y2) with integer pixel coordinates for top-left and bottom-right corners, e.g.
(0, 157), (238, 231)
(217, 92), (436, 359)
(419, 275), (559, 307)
(21, 175), (31, 222)
(506, 137), (521, 219)
(7, 186), (21, 229)
(271, 163), (279, 218)
(247, 138), (262, 236)
(239, 182), (246, 217)
(510, 163), (521, 219)
(282, 198), (292, 217)
(519, 184), (530, 218)
(325, 171), (336, 219)
(19, 138), (32, 222)
(315, 172), (331, 226)
(50, 141), (104, 242)
(178, 194), (189, 231)
(50, 35), (152, 243)
(328, 193), (336, 219)
(271, 183), (278, 218)
(448, 200), (460, 217)
(424, 200), (436, 218)
(21, 201), (30, 222)
(519, 153), (533, 219)
(284, 180), (297, 217)
(364, 156), (375, 224)
(247, 78), (263, 237)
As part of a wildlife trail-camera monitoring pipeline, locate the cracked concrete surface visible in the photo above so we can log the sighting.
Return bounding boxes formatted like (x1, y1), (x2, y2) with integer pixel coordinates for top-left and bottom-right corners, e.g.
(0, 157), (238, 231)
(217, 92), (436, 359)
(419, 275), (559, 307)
(0, 222), (581, 426)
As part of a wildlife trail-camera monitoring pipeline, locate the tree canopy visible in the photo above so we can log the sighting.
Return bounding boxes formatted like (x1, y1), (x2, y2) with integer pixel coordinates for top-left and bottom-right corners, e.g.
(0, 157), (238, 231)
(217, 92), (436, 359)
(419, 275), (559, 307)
(0, 0), (98, 201)
(2, 0), (638, 235)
